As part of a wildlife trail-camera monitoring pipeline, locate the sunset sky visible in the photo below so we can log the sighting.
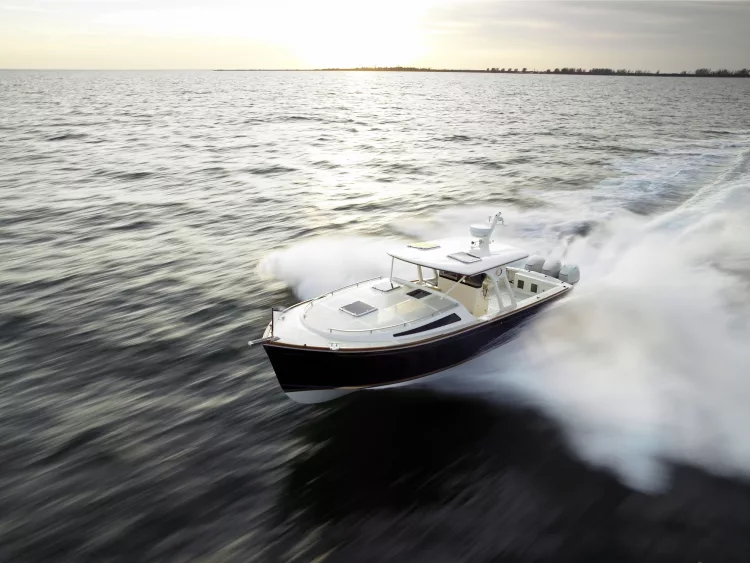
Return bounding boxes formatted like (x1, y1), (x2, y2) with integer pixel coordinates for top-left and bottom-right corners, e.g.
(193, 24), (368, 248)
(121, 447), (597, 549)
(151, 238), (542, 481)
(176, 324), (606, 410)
(1, 1), (748, 71)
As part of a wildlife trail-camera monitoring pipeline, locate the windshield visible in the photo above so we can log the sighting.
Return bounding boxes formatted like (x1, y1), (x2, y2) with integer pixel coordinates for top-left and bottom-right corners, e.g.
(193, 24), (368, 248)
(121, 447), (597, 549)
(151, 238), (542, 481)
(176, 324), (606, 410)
(438, 270), (486, 288)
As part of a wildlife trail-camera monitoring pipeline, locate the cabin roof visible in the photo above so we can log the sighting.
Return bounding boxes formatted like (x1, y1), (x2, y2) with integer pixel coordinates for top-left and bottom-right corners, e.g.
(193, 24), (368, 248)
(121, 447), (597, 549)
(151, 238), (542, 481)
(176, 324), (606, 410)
(388, 238), (529, 276)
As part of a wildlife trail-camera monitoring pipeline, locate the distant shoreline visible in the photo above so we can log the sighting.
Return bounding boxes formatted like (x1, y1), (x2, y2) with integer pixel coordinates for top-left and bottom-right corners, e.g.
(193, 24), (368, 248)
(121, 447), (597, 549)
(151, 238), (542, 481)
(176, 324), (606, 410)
(216, 66), (750, 78)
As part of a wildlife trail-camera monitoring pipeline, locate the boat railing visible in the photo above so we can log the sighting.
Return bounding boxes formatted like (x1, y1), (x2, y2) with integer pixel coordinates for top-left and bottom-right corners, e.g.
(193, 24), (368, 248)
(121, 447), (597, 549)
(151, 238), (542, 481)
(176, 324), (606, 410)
(302, 276), (384, 319)
(326, 301), (458, 335)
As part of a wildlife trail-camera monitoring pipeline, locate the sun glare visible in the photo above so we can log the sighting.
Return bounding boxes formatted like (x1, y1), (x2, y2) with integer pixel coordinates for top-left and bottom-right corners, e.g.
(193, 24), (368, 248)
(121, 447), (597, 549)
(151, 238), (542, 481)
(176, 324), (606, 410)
(271, 0), (427, 68)
(90, 0), (430, 69)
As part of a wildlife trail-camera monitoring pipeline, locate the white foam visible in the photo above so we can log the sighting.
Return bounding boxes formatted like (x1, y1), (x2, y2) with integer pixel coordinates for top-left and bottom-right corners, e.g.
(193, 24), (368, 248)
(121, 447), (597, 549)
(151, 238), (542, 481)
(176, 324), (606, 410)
(482, 213), (750, 492)
(258, 236), (396, 300)
(436, 143), (750, 492)
(257, 236), (426, 300)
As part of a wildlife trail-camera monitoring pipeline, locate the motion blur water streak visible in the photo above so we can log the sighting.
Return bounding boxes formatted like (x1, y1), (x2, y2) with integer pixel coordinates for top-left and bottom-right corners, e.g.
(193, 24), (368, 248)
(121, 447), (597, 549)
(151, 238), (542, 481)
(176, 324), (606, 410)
(2, 70), (750, 562)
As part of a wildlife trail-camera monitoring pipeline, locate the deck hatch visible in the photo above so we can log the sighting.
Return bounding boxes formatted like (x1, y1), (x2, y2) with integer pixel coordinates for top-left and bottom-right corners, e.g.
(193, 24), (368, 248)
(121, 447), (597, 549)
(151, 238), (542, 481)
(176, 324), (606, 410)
(447, 251), (481, 264)
(406, 288), (431, 299)
(340, 301), (378, 317)
(408, 241), (441, 250)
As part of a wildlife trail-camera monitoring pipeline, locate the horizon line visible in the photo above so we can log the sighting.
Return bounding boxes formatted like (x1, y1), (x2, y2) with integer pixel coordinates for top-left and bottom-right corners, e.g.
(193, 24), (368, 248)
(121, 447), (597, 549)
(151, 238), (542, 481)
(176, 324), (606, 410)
(2, 66), (748, 75)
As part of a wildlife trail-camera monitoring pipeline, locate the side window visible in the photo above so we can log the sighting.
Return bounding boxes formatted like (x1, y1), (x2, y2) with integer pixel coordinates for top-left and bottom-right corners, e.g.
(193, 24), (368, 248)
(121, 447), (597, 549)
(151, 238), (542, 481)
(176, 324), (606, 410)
(393, 313), (461, 337)
(530, 283), (538, 293)
(517, 280), (525, 290)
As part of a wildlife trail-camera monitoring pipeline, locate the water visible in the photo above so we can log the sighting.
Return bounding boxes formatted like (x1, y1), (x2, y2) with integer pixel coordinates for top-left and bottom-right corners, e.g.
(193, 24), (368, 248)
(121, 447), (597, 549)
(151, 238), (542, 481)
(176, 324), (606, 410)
(2, 70), (750, 562)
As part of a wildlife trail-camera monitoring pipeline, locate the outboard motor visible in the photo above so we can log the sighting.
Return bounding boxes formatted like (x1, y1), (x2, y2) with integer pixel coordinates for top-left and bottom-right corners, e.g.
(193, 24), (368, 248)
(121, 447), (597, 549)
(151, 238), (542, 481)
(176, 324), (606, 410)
(525, 255), (545, 273)
(542, 258), (562, 278)
(558, 264), (581, 284)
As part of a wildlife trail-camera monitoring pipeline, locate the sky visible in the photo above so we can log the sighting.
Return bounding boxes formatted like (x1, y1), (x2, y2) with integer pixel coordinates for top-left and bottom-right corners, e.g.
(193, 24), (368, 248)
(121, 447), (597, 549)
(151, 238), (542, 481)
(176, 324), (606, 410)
(0, 1), (748, 71)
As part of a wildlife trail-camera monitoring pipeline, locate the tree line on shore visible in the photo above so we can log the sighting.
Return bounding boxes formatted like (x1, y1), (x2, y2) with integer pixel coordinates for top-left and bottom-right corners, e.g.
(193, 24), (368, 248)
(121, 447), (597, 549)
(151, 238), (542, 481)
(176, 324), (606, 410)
(487, 67), (750, 77)
(321, 66), (750, 77)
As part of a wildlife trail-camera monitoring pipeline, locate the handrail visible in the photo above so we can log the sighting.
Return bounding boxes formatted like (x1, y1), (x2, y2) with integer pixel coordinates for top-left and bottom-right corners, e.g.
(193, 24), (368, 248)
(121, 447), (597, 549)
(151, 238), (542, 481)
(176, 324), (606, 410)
(276, 300), (310, 315)
(302, 276), (384, 318)
(391, 276), (462, 305)
(327, 302), (458, 334)
(391, 276), (440, 293)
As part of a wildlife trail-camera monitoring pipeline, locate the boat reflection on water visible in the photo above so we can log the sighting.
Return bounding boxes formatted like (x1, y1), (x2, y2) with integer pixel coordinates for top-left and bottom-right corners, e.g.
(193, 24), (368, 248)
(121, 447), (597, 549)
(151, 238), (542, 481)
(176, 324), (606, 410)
(279, 389), (630, 562)
(275, 389), (750, 562)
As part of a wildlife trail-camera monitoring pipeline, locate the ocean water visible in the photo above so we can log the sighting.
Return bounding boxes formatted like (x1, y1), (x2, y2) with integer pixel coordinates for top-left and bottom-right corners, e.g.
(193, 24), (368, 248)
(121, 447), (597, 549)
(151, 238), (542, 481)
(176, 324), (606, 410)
(2, 70), (750, 562)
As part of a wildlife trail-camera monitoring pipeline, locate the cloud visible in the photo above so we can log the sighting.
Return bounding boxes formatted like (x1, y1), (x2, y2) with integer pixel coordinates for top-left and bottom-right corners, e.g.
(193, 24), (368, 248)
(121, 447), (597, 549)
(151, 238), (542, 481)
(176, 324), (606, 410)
(418, 0), (750, 71)
(1, 4), (49, 11)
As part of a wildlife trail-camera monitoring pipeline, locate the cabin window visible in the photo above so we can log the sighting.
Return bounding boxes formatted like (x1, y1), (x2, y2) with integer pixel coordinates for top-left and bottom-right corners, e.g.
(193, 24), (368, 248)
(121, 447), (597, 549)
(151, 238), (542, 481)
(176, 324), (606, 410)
(393, 313), (461, 337)
(530, 283), (538, 293)
(517, 279), (525, 290)
(439, 271), (486, 289)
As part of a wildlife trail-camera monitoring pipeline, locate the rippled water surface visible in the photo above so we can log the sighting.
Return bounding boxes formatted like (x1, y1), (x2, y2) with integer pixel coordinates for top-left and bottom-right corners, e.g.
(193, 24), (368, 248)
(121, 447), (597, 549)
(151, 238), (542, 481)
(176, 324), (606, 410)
(2, 70), (750, 562)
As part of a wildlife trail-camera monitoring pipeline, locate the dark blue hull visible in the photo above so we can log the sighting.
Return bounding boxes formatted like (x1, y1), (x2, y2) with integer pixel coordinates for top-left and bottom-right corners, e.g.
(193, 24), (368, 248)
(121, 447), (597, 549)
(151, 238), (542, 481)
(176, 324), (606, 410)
(264, 290), (568, 392)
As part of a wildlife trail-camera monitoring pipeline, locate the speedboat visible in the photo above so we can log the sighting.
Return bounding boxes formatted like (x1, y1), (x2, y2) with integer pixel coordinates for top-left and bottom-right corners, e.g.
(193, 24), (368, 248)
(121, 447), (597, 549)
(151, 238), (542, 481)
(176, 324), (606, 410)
(250, 212), (580, 403)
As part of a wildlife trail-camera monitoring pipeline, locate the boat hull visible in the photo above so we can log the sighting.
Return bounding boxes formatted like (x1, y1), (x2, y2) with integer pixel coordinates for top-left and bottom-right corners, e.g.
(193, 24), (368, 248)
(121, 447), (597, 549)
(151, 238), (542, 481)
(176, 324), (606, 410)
(263, 291), (567, 401)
